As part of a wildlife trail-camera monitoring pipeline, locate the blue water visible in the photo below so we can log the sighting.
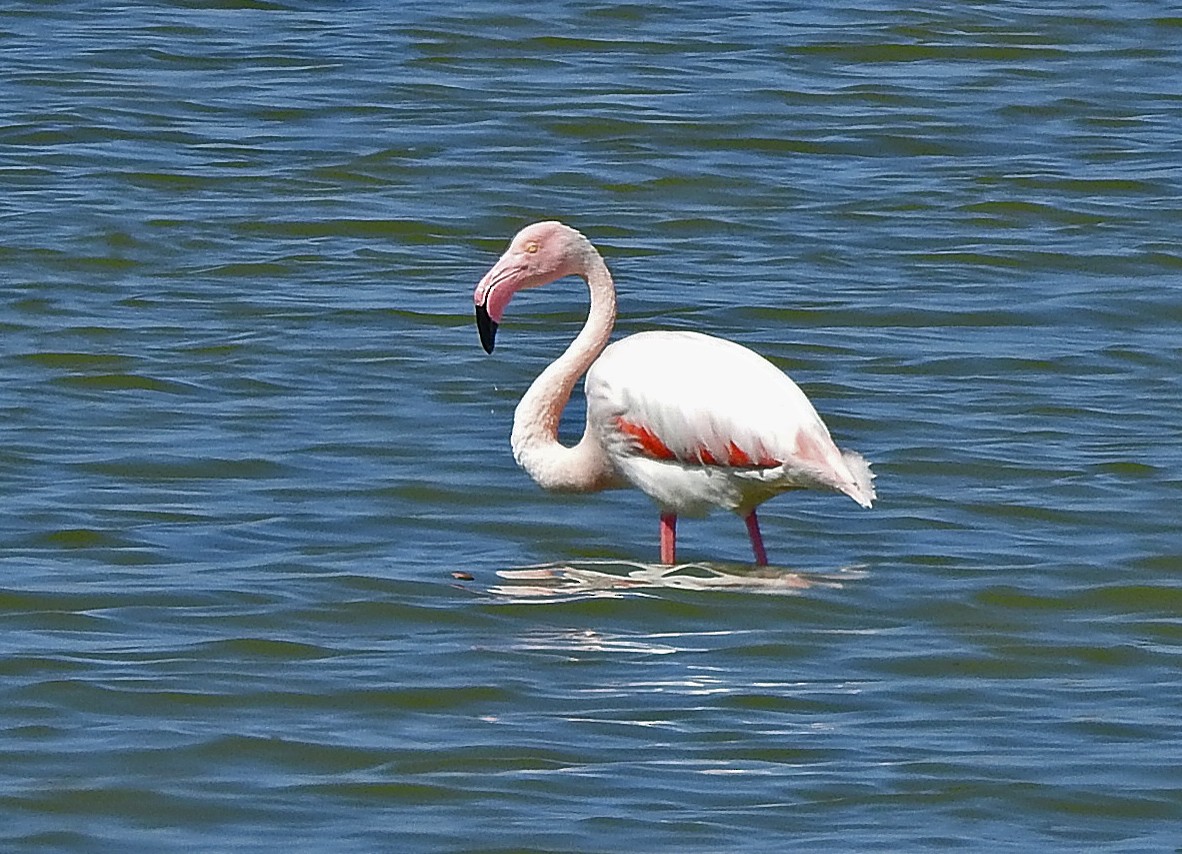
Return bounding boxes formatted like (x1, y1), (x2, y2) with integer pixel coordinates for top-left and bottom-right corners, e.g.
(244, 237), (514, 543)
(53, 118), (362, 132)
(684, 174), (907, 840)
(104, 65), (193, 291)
(2, 2), (1181, 851)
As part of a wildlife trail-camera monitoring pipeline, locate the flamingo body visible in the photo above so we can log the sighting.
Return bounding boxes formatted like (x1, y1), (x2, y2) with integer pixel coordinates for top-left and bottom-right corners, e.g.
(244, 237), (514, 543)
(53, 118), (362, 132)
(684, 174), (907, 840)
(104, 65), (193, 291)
(474, 221), (874, 565)
(586, 329), (873, 518)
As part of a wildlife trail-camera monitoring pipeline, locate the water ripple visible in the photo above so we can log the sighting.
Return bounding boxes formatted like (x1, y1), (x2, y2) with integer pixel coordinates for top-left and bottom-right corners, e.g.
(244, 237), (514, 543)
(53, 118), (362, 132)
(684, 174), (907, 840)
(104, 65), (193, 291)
(1, 1), (1181, 851)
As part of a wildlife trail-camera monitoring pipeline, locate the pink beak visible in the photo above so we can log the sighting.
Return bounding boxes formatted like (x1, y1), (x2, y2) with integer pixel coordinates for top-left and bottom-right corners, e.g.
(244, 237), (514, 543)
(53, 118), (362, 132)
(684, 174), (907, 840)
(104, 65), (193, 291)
(473, 256), (523, 354)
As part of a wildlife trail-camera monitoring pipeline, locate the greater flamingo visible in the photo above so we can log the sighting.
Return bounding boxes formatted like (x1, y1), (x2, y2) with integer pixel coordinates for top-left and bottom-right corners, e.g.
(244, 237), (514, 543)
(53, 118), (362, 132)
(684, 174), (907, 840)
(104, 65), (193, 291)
(473, 221), (875, 566)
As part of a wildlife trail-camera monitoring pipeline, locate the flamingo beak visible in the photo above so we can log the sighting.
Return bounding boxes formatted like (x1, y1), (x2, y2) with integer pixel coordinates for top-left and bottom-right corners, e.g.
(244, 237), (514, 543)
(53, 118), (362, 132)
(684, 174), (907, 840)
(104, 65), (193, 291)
(476, 252), (522, 354)
(475, 302), (498, 353)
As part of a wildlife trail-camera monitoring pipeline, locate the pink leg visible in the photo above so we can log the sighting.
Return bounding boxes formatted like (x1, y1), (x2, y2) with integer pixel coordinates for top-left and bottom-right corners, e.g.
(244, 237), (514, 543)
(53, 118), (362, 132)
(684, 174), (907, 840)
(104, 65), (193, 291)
(745, 511), (768, 566)
(659, 513), (677, 565)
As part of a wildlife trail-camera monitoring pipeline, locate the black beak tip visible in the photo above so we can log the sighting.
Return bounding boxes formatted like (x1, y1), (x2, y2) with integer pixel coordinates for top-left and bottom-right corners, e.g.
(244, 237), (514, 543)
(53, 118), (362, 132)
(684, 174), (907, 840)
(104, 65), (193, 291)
(475, 304), (498, 354)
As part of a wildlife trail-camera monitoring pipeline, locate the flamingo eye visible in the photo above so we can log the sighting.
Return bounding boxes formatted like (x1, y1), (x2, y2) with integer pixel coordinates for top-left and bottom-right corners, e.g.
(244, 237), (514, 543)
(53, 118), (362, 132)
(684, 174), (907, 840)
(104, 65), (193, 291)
(523, 241), (539, 254)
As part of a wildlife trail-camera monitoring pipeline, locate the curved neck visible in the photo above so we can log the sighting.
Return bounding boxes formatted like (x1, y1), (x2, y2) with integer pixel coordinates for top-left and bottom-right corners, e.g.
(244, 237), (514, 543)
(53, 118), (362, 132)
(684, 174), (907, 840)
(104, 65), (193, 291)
(510, 249), (620, 492)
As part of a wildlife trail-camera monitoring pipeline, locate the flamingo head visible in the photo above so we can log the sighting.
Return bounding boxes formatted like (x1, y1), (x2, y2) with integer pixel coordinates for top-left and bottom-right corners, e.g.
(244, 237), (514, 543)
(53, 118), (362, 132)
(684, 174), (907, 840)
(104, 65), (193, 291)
(473, 221), (589, 353)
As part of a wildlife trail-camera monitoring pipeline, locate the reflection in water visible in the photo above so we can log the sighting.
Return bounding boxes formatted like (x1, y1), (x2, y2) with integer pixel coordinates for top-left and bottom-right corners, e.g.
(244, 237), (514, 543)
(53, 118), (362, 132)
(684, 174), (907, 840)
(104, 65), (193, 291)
(488, 560), (866, 601)
(506, 627), (693, 656)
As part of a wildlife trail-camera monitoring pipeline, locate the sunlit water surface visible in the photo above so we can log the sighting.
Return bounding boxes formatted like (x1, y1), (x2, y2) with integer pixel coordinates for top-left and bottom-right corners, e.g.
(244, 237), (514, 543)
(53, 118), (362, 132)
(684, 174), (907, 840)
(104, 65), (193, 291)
(2, 2), (1180, 851)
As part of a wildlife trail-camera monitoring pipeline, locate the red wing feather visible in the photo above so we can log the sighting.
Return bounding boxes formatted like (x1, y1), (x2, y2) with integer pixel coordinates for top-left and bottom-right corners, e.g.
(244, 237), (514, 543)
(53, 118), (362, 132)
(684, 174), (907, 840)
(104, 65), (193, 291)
(617, 417), (780, 469)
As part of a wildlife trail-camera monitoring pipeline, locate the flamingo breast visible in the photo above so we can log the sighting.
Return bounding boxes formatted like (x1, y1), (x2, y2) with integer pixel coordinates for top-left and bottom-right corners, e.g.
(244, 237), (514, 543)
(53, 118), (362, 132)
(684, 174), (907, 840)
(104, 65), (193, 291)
(584, 330), (860, 516)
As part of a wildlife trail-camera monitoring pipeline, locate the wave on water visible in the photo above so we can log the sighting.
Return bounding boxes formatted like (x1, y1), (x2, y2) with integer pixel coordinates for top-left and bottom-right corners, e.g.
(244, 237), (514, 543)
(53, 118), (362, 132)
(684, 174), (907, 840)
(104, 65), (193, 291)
(485, 560), (867, 601)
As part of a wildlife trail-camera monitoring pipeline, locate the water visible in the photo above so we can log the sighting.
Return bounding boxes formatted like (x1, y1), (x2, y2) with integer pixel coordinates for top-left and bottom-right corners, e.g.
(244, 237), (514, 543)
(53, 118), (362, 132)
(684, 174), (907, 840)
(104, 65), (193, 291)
(2, 2), (1181, 850)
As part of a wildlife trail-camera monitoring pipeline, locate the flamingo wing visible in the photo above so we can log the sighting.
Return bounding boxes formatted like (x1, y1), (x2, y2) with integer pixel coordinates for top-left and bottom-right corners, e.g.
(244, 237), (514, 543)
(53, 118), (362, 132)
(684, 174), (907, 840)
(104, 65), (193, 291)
(585, 330), (874, 513)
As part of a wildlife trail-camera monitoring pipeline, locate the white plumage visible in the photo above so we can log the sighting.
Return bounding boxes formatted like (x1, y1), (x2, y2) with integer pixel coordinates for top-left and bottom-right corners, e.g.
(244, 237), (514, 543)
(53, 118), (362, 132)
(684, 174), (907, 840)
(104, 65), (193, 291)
(587, 330), (875, 517)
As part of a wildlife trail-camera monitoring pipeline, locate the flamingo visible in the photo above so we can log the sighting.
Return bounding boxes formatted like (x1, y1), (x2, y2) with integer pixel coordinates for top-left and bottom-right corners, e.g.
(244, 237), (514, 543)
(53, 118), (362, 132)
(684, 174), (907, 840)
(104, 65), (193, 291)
(473, 221), (875, 566)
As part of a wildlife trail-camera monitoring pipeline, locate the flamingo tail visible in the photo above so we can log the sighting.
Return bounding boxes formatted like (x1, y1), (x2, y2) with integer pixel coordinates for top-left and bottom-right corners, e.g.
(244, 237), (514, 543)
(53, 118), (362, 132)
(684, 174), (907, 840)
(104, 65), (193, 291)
(840, 450), (876, 509)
